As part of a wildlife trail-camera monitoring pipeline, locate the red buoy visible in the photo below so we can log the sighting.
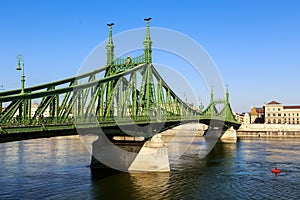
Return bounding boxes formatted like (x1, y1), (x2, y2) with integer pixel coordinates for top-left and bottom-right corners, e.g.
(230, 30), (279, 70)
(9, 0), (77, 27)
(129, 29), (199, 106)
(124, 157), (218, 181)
(272, 167), (281, 173)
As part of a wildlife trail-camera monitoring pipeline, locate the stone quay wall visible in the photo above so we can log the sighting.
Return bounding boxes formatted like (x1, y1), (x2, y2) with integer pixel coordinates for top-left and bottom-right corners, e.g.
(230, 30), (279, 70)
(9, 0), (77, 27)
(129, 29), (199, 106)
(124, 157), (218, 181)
(237, 124), (300, 137)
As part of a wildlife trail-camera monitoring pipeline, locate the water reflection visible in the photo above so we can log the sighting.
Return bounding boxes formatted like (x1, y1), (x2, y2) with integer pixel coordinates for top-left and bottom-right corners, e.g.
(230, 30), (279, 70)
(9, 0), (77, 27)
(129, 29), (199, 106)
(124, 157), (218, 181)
(207, 141), (237, 160)
(129, 172), (170, 199)
(90, 171), (171, 199)
(0, 135), (300, 199)
(89, 141), (239, 199)
(162, 128), (222, 167)
(165, 141), (238, 199)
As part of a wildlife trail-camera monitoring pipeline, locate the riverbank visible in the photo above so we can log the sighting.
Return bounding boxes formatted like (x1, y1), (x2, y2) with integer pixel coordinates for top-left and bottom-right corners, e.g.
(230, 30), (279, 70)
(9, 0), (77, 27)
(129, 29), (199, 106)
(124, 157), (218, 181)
(237, 124), (300, 137)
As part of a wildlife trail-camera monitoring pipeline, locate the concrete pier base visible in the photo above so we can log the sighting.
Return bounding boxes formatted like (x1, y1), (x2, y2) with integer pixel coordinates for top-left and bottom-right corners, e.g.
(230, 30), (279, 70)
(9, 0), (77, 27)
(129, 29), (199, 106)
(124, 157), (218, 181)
(128, 134), (170, 172)
(90, 135), (145, 171)
(220, 127), (237, 143)
(91, 133), (170, 172)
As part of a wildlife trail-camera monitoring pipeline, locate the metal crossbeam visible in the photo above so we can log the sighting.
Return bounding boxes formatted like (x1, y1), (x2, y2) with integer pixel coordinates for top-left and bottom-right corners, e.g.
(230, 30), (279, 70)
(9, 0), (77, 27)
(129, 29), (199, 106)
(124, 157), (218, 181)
(0, 21), (240, 135)
(0, 61), (240, 135)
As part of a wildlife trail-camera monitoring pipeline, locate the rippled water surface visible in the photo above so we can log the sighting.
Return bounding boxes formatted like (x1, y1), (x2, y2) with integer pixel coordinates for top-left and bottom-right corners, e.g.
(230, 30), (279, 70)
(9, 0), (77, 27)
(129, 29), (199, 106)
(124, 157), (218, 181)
(0, 135), (299, 199)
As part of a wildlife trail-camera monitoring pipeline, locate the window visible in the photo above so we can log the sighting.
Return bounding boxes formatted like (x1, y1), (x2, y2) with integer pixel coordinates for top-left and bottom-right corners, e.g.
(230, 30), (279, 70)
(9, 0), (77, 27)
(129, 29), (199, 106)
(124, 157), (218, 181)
(268, 114), (270, 117)
(278, 108), (281, 111)
(273, 119), (276, 124)
(278, 119), (281, 124)
(273, 113), (276, 116)
(278, 113), (281, 116)
(273, 108), (275, 111)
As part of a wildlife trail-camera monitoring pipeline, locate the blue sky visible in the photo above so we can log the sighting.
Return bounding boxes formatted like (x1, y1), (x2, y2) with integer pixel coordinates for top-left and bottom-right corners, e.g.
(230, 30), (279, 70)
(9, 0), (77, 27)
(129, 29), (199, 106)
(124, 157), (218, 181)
(1, 0), (300, 112)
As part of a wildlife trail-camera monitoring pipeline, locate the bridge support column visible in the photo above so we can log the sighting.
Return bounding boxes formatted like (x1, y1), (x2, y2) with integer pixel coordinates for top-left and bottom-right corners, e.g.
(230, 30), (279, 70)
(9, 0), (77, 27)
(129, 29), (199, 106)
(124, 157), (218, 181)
(220, 126), (237, 142)
(90, 135), (144, 171)
(128, 134), (170, 172)
(90, 133), (170, 172)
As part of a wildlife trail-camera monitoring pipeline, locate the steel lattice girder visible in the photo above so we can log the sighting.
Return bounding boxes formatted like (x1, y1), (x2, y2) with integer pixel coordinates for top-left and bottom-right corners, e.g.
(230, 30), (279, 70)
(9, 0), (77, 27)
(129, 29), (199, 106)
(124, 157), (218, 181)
(0, 61), (240, 133)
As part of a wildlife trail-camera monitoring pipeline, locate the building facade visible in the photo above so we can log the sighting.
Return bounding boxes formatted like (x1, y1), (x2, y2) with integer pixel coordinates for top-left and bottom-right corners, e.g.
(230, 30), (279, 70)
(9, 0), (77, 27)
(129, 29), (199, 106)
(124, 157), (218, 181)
(264, 101), (300, 124)
(235, 112), (251, 125)
(251, 106), (264, 123)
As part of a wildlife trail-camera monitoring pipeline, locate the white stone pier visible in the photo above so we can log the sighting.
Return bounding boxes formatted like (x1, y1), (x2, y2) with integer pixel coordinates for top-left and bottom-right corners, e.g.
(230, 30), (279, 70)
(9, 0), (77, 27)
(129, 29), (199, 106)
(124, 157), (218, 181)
(128, 134), (170, 172)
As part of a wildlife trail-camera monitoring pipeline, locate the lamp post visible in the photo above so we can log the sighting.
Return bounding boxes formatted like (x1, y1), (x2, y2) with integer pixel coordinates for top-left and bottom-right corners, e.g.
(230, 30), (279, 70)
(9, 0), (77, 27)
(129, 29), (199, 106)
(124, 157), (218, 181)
(16, 54), (25, 94)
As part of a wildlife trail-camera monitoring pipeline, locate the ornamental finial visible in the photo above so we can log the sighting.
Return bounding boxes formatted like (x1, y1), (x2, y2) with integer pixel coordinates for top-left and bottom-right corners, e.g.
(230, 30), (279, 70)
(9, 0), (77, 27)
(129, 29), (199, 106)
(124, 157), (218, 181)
(144, 18), (151, 40)
(226, 84), (229, 103)
(107, 23), (114, 45)
(210, 86), (214, 103)
(106, 22), (115, 65)
(143, 18), (152, 63)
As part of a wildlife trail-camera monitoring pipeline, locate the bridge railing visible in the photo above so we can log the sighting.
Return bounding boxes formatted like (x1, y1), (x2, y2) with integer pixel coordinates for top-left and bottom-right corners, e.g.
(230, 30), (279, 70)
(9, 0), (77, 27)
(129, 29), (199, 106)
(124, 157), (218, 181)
(0, 112), (240, 134)
(113, 54), (145, 65)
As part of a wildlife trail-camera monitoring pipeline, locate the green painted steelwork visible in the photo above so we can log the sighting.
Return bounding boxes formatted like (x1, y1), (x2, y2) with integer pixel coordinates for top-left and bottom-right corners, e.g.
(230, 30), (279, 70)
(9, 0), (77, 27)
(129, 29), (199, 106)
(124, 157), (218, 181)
(143, 18), (152, 63)
(106, 23), (114, 65)
(16, 55), (25, 94)
(0, 19), (240, 136)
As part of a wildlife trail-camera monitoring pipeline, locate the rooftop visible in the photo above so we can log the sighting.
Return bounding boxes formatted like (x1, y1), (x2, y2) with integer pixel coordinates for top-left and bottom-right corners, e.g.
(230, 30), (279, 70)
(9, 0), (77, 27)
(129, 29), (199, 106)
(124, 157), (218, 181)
(266, 100), (281, 105)
(283, 105), (300, 109)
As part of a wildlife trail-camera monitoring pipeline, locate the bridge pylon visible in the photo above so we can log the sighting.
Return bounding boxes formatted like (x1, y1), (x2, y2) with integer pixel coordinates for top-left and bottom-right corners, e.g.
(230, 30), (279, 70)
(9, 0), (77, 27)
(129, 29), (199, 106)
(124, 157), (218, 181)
(106, 23), (114, 66)
(143, 17), (152, 63)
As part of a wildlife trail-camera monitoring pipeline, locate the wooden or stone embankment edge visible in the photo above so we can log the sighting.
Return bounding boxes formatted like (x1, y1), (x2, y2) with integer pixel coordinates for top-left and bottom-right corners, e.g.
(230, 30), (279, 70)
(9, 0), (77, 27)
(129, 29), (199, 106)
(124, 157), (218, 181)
(237, 131), (300, 138)
(237, 124), (300, 137)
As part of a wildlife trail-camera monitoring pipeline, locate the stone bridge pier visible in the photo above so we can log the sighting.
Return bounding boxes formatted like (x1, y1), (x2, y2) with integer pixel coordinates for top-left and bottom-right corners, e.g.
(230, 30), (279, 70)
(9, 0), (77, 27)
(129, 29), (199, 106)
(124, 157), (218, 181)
(90, 133), (170, 172)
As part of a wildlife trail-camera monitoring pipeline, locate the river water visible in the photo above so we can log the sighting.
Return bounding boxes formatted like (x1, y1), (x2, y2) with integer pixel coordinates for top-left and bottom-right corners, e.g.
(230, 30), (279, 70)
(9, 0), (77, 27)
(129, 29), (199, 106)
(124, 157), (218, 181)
(0, 135), (299, 199)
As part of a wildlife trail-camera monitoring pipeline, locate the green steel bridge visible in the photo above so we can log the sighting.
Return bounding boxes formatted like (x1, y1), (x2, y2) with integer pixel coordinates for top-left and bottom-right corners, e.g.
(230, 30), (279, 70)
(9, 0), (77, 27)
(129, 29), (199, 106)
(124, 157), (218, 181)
(0, 20), (240, 139)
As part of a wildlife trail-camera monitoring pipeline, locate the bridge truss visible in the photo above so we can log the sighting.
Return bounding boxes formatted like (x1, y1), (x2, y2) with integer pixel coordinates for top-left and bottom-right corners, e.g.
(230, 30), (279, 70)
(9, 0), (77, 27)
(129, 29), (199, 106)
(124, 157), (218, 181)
(0, 20), (240, 136)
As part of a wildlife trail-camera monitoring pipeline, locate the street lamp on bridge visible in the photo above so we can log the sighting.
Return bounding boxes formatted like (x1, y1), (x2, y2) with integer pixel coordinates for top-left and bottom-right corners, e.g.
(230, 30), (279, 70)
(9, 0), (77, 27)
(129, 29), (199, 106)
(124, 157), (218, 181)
(16, 54), (25, 94)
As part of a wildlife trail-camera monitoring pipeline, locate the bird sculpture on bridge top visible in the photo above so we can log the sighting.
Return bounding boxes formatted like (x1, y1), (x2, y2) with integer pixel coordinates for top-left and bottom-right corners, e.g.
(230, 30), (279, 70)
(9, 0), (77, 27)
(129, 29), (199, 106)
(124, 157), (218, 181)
(144, 17), (152, 21)
(107, 23), (114, 27)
